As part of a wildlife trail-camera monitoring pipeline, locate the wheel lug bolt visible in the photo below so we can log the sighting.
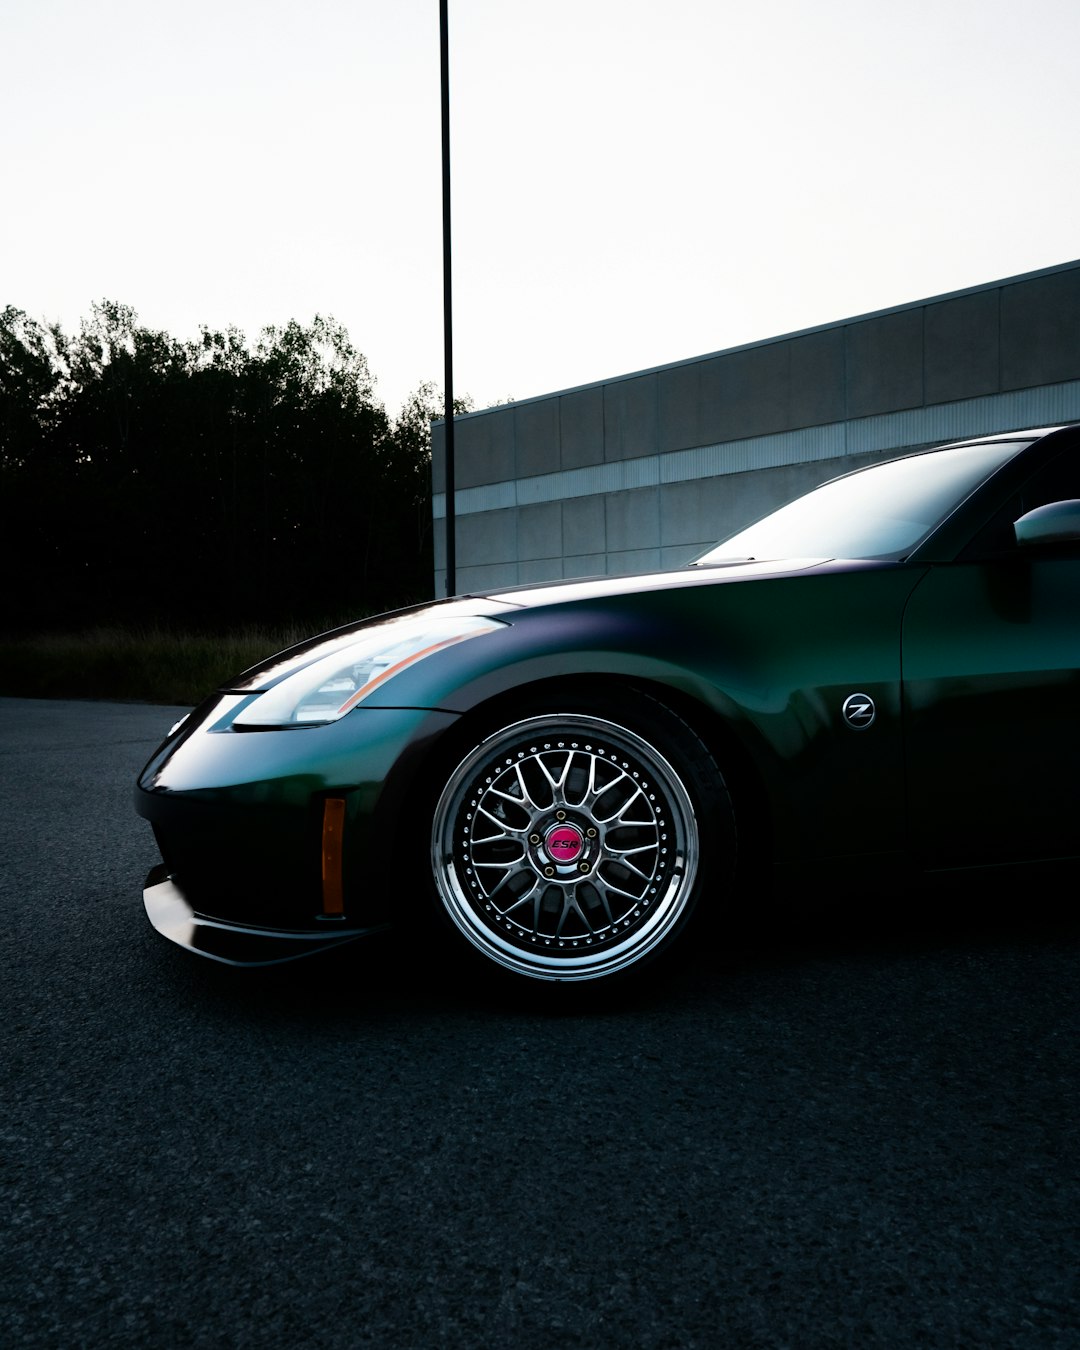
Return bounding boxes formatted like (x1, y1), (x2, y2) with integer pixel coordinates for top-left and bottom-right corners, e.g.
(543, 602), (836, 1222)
(544, 866), (555, 877)
(529, 834), (541, 845)
(579, 862), (591, 874)
(586, 828), (597, 838)
(555, 810), (566, 820)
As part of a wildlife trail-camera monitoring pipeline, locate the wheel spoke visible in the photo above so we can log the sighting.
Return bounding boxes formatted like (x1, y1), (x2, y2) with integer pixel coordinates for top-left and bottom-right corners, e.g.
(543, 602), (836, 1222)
(511, 761), (543, 812)
(590, 771), (642, 824)
(535, 754), (563, 795)
(467, 826), (510, 847)
(554, 887), (599, 939)
(610, 785), (645, 821)
(604, 840), (658, 859)
(500, 885), (539, 919)
(476, 805), (513, 832)
(580, 879), (615, 928)
(599, 880), (641, 902)
(487, 866), (538, 908)
(614, 856), (651, 881)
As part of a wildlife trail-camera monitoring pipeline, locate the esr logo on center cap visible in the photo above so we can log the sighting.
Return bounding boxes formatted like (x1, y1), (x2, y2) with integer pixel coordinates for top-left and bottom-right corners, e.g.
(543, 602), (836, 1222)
(545, 824), (584, 863)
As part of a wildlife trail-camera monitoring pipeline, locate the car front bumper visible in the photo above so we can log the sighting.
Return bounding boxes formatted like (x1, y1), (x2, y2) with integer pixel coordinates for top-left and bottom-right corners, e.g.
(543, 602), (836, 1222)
(136, 700), (462, 950)
(143, 864), (389, 966)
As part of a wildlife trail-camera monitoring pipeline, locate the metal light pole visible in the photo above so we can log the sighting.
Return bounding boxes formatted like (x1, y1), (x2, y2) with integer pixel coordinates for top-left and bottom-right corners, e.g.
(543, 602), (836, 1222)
(440, 0), (456, 596)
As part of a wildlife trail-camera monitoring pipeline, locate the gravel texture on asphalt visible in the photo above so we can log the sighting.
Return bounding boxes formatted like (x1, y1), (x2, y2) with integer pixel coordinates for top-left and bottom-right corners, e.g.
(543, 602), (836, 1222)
(1, 696), (1077, 1349)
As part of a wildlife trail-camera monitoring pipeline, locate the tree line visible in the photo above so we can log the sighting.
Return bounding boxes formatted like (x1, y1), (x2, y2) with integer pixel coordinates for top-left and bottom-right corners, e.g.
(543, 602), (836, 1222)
(0, 301), (459, 633)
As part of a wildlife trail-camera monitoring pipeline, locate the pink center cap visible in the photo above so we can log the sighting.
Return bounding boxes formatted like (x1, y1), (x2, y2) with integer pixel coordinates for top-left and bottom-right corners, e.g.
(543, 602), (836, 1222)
(545, 824), (584, 863)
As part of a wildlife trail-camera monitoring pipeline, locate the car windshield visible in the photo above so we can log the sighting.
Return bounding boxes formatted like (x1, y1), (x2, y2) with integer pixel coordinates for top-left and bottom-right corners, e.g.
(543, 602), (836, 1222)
(695, 440), (1029, 564)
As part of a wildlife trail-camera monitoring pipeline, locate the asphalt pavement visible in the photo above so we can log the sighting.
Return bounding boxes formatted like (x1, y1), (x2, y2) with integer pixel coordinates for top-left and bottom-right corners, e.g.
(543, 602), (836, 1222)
(2, 696), (1077, 1349)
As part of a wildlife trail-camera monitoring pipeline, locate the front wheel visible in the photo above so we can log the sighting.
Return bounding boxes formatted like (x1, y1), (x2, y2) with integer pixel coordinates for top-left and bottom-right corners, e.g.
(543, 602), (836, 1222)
(430, 704), (733, 984)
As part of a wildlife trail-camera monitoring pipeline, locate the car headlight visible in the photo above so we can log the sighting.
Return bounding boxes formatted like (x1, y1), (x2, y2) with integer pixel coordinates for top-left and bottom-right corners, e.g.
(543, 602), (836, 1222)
(233, 615), (506, 727)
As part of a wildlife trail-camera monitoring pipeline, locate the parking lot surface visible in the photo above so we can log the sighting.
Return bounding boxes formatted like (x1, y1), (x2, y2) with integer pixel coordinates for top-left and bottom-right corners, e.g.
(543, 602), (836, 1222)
(2, 697), (1077, 1348)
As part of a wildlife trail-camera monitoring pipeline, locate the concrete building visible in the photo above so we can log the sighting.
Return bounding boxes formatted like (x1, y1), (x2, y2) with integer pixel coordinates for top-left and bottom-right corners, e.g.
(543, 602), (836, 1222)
(432, 259), (1080, 595)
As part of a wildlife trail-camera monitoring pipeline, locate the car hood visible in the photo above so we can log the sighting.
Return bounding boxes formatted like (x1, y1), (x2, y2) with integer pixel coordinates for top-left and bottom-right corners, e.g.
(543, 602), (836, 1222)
(484, 557), (830, 608)
(224, 557), (832, 692)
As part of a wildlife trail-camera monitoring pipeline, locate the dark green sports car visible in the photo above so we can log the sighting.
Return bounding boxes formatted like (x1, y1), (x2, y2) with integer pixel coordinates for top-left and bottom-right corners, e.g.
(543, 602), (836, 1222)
(136, 423), (1080, 984)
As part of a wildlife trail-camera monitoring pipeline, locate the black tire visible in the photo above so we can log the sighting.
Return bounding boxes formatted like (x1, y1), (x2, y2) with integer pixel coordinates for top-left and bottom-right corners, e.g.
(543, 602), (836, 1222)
(429, 696), (735, 984)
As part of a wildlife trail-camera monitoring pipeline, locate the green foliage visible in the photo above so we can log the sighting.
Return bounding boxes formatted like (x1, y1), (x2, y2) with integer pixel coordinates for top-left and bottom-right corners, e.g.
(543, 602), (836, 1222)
(390, 382), (475, 558)
(0, 307), (64, 471)
(0, 302), (448, 634)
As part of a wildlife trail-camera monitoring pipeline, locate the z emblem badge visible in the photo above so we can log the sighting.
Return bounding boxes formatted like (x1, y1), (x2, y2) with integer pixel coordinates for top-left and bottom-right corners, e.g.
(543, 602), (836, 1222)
(842, 692), (876, 730)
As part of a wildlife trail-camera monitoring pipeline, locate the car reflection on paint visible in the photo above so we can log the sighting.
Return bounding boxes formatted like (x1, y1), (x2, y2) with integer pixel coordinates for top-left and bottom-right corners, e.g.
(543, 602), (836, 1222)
(136, 424), (1080, 987)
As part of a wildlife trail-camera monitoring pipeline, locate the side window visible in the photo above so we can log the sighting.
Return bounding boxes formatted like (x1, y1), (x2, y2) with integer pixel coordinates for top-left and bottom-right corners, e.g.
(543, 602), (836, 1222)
(1015, 451), (1080, 515)
(960, 449), (1080, 559)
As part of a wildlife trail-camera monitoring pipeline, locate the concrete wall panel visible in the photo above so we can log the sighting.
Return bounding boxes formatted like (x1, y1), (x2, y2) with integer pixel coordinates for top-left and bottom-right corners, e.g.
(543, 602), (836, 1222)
(1001, 269), (1080, 391)
(455, 563), (519, 593)
(846, 309), (924, 418)
(700, 343), (791, 444)
(604, 373), (658, 460)
(605, 487), (660, 552)
(517, 501), (562, 561)
(658, 362), (700, 452)
(924, 290), (1000, 404)
(559, 386), (605, 469)
(564, 552), (606, 580)
(660, 476), (731, 547)
(518, 558), (563, 584)
(514, 398), (559, 478)
(563, 494), (606, 557)
(661, 544), (702, 570)
(789, 329), (845, 427)
(454, 407), (515, 489)
(457, 510), (516, 567)
(607, 547), (662, 574)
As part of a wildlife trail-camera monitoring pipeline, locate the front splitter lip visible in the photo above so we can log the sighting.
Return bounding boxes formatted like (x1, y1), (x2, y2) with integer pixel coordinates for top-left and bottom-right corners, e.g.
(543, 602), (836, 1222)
(143, 865), (389, 967)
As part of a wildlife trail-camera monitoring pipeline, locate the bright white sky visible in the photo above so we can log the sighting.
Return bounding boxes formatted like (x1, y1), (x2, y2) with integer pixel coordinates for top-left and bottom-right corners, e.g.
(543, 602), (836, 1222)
(3, 0), (1079, 417)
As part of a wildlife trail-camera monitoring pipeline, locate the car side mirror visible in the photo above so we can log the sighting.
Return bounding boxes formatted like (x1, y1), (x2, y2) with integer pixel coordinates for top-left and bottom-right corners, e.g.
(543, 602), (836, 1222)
(1014, 499), (1080, 547)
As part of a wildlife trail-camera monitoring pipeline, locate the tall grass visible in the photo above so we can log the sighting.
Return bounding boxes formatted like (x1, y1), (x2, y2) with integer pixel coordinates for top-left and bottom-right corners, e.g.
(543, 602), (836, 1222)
(0, 623), (346, 705)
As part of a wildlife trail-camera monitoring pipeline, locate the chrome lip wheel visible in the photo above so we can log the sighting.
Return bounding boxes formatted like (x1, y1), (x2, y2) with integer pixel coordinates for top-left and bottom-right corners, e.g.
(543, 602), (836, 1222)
(431, 714), (700, 982)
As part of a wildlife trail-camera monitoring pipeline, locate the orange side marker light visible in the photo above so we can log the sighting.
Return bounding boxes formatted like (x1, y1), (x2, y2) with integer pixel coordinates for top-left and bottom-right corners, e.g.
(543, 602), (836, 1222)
(321, 797), (347, 917)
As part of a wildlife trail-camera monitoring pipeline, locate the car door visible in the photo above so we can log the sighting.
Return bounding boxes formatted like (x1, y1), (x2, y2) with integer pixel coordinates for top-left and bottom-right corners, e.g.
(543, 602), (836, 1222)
(902, 449), (1080, 866)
